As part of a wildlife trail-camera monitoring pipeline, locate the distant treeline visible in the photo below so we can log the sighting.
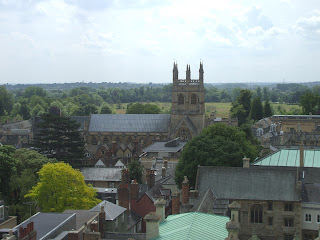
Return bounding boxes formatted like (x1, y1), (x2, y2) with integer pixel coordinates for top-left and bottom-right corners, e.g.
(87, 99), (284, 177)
(1, 82), (320, 123)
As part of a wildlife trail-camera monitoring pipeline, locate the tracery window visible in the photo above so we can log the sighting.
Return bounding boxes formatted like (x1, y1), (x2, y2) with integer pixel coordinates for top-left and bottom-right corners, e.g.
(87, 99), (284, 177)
(176, 128), (192, 140)
(178, 94), (184, 105)
(191, 94), (197, 105)
(250, 204), (263, 223)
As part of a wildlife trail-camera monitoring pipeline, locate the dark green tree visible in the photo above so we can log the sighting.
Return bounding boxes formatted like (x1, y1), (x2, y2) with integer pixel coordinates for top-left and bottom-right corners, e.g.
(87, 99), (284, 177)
(250, 97), (263, 121)
(230, 89), (252, 125)
(19, 100), (31, 120)
(100, 103), (112, 114)
(33, 110), (85, 165)
(0, 86), (14, 118)
(0, 145), (16, 201)
(175, 123), (259, 188)
(300, 92), (320, 114)
(126, 103), (161, 114)
(128, 160), (143, 183)
(263, 99), (273, 117)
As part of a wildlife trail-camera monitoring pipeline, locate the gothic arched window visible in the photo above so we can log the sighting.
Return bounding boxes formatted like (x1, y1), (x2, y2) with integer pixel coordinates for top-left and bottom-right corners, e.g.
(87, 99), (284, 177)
(250, 204), (263, 223)
(191, 94), (197, 105)
(178, 94), (184, 105)
(176, 127), (192, 140)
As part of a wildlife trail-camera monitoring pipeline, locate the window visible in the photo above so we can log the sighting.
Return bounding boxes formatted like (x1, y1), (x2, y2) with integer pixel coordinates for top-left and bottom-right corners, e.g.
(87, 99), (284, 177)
(91, 137), (97, 145)
(268, 217), (273, 226)
(115, 217), (118, 229)
(191, 94), (197, 104)
(268, 202), (273, 211)
(178, 94), (184, 105)
(285, 203), (293, 211)
(318, 214), (320, 223)
(284, 218), (294, 227)
(305, 214), (311, 222)
(304, 233), (313, 240)
(250, 204), (263, 223)
(284, 234), (294, 240)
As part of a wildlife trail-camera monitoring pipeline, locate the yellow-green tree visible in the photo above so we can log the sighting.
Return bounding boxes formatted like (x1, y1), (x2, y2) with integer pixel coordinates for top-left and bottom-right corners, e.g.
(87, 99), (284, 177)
(25, 162), (100, 212)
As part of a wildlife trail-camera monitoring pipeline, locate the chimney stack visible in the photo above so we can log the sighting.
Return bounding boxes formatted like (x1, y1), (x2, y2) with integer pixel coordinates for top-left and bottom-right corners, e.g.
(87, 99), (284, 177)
(146, 169), (155, 189)
(225, 201), (241, 240)
(144, 212), (161, 240)
(161, 167), (166, 178)
(243, 157), (250, 168)
(130, 179), (139, 201)
(112, 141), (117, 156)
(300, 144), (304, 167)
(121, 169), (130, 184)
(172, 192), (180, 215)
(163, 160), (168, 169)
(99, 206), (105, 235)
(118, 184), (129, 212)
(154, 198), (166, 222)
(182, 176), (189, 205)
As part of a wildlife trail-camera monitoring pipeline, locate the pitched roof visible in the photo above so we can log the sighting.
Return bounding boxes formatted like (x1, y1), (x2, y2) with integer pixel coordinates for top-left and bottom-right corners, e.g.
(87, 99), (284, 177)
(154, 212), (228, 240)
(95, 159), (106, 168)
(63, 210), (99, 230)
(302, 183), (320, 203)
(196, 166), (300, 201)
(254, 149), (320, 168)
(89, 114), (170, 133)
(143, 140), (187, 153)
(80, 167), (122, 181)
(91, 200), (126, 220)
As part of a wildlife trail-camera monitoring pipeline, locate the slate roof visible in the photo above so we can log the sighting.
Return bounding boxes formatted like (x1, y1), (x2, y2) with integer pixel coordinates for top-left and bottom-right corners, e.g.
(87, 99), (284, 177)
(145, 183), (170, 203)
(196, 166), (300, 201)
(13, 212), (75, 240)
(95, 159), (106, 168)
(63, 210), (99, 230)
(89, 114), (170, 133)
(91, 200), (126, 221)
(302, 183), (320, 203)
(143, 140), (187, 153)
(154, 212), (229, 240)
(80, 167), (122, 181)
(69, 116), (89, 131)
(254, 149), (320, 167)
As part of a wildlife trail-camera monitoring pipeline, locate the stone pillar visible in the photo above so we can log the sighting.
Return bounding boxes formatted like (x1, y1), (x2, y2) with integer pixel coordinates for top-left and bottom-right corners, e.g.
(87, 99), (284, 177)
(163, 160), (168, 169)
(112, 141), (117, 156)
(225, 201), (241, 240)
(172, 192), (180, 215)
(154, 198), (166, 222)
(182, 176), (189, 205)
(144, 212), (161, 240)
(243, 157), (250, 168)
(130, 179), (139, 201)
(161, 167), (166, 178)
(118, 184), (129, 212)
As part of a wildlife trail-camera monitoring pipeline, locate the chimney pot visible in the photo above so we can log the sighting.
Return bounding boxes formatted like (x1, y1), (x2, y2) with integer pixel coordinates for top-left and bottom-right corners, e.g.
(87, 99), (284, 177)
(242, 157), (250, 168)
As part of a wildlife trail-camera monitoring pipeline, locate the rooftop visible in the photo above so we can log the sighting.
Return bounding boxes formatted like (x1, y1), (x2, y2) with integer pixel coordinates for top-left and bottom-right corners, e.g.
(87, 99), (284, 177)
(91, 200), (126, 221)
(153, 212), (228, 240)
(143, 139), (187, 153)
(63, 210), (98, 230)
(89, 114), (170, 133)
(254, 149), (320, 168)
(80, 167), (122, 181)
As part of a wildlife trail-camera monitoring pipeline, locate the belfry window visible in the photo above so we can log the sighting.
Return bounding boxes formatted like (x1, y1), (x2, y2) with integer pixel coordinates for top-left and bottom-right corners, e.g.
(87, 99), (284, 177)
(191, 94), (197, 105)
(250, 204), (263, 223)
(178, 94), (184, 105)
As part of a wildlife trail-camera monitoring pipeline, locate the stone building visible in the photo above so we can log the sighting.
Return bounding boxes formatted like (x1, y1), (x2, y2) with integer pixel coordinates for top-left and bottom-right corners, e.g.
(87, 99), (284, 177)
(84, 62), (210, 162)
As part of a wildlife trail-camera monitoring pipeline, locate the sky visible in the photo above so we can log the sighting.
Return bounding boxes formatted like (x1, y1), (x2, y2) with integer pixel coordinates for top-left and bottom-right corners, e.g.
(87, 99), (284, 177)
(0, 0), (320, 85)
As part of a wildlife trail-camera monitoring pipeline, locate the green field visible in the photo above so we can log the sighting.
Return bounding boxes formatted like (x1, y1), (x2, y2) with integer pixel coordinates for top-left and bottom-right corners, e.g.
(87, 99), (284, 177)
(112, 102), (301, 117)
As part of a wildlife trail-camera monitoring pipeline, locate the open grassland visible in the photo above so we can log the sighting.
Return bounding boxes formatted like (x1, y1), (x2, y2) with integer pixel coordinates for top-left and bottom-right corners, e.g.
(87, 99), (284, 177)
(112, 102), (301, 117)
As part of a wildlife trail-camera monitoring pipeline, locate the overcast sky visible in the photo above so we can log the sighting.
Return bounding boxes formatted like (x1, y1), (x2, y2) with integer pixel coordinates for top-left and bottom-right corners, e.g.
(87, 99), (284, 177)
(0, 0), (320, 84)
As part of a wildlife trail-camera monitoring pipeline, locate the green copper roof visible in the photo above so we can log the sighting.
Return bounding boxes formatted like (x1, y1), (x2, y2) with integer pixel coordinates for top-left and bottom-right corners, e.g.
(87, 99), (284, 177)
(254, 149), (320, 167)
(153, 212), (229, 240)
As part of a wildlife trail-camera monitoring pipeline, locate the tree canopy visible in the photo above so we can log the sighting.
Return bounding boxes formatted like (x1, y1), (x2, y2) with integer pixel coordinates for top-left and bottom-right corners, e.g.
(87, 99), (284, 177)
(33, 110), (85, 165)
(126, 103), (161, 114)
(25, 162), (101, 212)
(175, 123), (259, 188)
(128, 160), (144, 183)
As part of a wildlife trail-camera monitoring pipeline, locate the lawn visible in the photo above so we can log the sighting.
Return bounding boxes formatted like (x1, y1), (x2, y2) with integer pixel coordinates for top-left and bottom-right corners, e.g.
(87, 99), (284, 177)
(112, 102), (301, 118)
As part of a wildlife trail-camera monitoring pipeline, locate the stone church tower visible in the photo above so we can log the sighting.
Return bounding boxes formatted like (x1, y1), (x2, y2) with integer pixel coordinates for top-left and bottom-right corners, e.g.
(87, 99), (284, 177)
(169, 62), (205, 140)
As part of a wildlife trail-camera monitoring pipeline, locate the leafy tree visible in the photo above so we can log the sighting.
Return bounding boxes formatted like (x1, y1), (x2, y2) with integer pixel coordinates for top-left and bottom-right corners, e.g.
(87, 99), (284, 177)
(250, 97), (263, 121)
(31, 104), (45, 117)
(129, 160), (143, 183)
(25, 162), (101, 212)
(0, 86), (14, 117)
(230, 89), (252, 125)
(19, 100), (31, 120)
(175, 124), (259, 188)
(0, 146), (16, 201)
(300, 92), (320, 114)
(33, 111), (85, 165)
(263, 99), (273, 117)
(23, 86), (47, 99)
(127, 103), (161, 114)
(100, 103), (112, 114)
